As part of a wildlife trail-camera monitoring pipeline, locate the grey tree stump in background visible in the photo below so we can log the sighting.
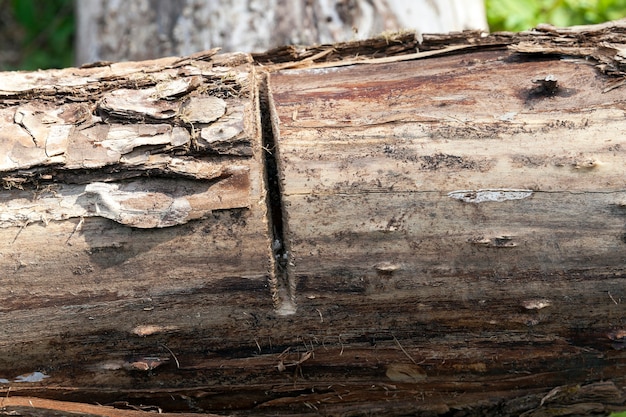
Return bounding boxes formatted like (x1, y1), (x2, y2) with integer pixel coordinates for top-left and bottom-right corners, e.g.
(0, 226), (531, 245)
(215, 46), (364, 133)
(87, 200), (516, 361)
(75, 0), (487, 65)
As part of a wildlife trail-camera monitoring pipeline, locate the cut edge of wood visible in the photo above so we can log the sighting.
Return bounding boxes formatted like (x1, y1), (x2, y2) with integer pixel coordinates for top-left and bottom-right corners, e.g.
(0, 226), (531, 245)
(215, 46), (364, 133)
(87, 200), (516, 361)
(0, 396), (226, 417)
(258, 70), (296, 316)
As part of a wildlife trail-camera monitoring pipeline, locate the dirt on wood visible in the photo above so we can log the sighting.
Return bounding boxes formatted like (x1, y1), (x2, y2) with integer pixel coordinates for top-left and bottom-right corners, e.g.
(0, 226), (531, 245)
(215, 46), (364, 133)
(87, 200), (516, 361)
(0, 21), (626, 417)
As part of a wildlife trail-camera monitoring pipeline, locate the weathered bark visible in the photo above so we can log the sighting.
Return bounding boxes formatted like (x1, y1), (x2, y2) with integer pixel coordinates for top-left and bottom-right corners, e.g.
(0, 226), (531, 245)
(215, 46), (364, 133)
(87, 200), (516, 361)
(1, 21), (626, 417)
(75, 0), (487, 65)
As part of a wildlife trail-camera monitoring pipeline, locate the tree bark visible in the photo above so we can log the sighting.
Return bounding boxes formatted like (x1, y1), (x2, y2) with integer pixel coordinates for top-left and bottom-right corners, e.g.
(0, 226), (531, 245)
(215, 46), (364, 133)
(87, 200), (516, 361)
(1, 21), (626, 417)
(75, 0), (487, 65)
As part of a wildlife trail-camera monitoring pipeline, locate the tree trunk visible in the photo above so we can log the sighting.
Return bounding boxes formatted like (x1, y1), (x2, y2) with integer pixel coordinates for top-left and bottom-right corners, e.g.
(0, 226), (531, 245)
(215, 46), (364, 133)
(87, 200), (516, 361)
(1, 21), (626, 417)
(75, 0), (487, 65)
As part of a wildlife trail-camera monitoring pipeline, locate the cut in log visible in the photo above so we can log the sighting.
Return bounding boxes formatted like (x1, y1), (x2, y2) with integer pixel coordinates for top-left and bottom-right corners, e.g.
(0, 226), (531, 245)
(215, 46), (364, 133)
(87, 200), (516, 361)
(0, 22), (626, 417)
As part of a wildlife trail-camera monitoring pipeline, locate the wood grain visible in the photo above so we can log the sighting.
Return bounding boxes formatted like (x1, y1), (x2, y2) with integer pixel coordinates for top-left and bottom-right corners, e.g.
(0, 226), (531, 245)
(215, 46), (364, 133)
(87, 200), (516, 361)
(0, 24), (626, 416)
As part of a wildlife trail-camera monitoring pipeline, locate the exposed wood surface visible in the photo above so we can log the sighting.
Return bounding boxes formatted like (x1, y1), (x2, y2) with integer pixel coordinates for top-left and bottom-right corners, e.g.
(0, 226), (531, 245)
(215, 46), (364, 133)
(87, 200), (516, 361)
(0, 397), (223, 417)
(0, 51), (276, 416)
(1, 22), (626, 417)
(270, 48), (626, 277)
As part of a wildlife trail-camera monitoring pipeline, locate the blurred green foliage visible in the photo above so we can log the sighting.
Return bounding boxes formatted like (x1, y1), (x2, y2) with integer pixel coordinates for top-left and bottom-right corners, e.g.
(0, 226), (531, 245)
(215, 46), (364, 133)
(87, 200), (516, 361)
(487, 0), (626, 32)
(0, 0), (74, 70)
(611, 411), (626, 417)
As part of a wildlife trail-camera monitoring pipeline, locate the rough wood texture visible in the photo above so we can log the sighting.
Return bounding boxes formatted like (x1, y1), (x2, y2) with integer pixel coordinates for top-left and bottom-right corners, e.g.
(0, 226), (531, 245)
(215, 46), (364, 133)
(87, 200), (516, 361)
(1, 22), (626, 417)
(0, 51), (277, 416)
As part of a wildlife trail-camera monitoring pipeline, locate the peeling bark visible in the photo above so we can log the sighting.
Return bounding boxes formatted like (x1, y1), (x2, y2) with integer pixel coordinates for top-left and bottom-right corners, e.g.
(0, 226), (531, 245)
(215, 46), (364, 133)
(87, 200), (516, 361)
(1, 21), (626, 417)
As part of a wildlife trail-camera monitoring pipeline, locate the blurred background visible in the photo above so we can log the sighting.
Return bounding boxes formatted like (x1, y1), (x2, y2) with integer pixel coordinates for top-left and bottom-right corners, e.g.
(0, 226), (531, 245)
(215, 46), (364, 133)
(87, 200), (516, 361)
(0, 0), (625, 71)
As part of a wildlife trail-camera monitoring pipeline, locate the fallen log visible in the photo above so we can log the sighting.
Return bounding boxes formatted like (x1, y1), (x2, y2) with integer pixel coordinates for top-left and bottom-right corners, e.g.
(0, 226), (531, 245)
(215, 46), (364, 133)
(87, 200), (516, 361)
(0, 22), (625, 417)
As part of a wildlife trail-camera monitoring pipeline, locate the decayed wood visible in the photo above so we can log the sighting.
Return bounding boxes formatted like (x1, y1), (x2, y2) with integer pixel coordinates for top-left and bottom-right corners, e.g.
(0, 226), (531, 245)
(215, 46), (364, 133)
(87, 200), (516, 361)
(258, 23), (626, 416)
(270, 42), (626, 279)
(0, 50), (278, 416)
(1, 22), (626, 417)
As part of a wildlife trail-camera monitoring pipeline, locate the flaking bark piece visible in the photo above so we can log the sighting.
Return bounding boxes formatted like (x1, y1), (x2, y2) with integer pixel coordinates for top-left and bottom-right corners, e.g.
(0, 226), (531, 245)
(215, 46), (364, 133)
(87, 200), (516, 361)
(0, 108), (67, 171)
(11, 103), (72, 164)
(98, 89), (178, 120)
(97, 77), (201, 121)
(181, 96), (227, 123)
(196, 103), (251, 156)
(83, 181), (194, 228)
(0, 167), (251, 229)
(98, 124), (190, 156)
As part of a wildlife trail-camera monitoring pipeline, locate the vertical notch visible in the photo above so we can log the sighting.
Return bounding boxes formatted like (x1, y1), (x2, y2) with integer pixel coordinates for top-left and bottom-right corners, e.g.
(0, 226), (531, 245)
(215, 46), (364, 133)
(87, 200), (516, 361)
(258, 72), (296, 315)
